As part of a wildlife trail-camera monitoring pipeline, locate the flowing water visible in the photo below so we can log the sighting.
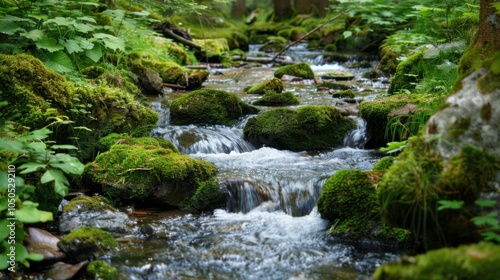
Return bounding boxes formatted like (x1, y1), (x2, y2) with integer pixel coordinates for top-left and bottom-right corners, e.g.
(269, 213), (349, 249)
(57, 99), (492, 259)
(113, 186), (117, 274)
(108, 46), (401, 279)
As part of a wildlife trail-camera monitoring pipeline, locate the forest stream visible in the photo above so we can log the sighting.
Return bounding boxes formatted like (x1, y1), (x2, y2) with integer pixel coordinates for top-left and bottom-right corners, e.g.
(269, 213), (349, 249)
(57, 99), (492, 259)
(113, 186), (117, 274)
(105, 45), (404, 279)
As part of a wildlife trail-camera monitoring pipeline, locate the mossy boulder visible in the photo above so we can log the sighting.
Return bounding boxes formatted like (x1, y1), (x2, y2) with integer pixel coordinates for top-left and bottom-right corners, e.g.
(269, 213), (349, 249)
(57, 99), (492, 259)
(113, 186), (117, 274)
(274, 62), (315, 79)
(246, 78), (284, 95)
(373, 242), (500, 279)
(372, 156), (395, 172)
(359, 93), (436, 148)
(185, 181), (226, 213)
(387, 50), (426, 94)
(129, 51), (208, 90)
(331, 89), (355, 99)
(317, 82), (350, 91)
(243, 105), (356, 151)
(193, 38), (230, 59)
(259, 36), (287, 52)
(98, 133), (178, 153)
(57, 227), (117, 261)
(253, 91), (299, 106)
(86, 260), (120, 280)
(85, 138), (219, 208)
(170, 89), (259, 126)
(320, 71), (355, 81)
(59, 195), (134, 234)
(317, 170), (410, 246)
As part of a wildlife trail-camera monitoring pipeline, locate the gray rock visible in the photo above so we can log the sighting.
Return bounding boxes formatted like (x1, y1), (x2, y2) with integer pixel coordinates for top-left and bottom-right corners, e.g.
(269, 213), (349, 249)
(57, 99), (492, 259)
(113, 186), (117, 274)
(25, 227), (66, 262)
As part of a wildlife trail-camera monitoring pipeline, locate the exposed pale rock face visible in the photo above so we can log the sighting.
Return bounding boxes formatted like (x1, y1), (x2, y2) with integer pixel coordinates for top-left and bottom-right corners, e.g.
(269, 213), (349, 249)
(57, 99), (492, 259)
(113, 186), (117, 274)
(426, 68), (500, 190)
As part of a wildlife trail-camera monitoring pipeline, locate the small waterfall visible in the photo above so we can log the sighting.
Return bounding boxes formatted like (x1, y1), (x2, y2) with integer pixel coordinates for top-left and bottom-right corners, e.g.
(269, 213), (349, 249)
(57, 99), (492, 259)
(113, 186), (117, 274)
(344, 117), (368, 149)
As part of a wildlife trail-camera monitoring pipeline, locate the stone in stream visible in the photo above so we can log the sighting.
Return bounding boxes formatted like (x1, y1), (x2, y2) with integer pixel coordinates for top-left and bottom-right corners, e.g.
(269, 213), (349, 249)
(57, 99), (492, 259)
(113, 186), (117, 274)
(59, 195), (134, 234)
(320, 71), (355, 81)
(45, 261), (89, 280)
(274, 62), (315, 79)
(57, 227), (117, 261)
(245, 77), (284, 95)
(24, 227), (66, 262)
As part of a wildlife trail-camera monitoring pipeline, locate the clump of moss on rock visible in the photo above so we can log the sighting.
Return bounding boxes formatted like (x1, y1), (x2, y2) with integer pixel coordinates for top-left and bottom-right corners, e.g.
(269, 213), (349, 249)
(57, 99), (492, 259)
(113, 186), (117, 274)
(387, 50), (425, 94)
(331, 89), (355, 99)
(372, 156), (395, 172)
(85, 138), (219, 208)
(317, 170), (411, 246)
(274, 62), (315, 79)
(253, 91), (299, 106)
(317, 82), (350, 91)
(170, 89), (259, 126)
(186, 181), (226, 213)
(259, 36), (287, 52)
(243, 105), (356, 151)
(373, 242), (500, 279)
(246, 78), (284, 95)
(58, 227), (117, 261)
(87, 260), (120, 280)
(98, 133), (178, 153)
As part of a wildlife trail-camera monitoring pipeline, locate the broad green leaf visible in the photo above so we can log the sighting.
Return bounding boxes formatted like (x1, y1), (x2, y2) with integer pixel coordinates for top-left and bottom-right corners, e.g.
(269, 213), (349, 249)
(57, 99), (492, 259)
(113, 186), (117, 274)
(472, 211), (499, 227)
(72, 22), (95, 33)
(93, 33), (125, 51)
(44, 17), (74, 27)
(36, 36), (64, 52)
(49, 154), (85, 175)
(26, 253), (44, 262)
(15, 243), (29, 261)
(343, 31), (352, 39)
(0, 15), (36, 24)
(19, 29), (44, 41)
(0, 254), (7, 270)
(437, 200), (464, 211)
(44, 51), (74, 73)
(42, 168), (69, 196)
(475, 200), (497, 208)
(79, 16), (97, 23)
(380, 141), (407, 153)
(0, 219), (10, 240)
(85, 44), (103, 62)
(0, 21), (24, 35)
(51, 144), (79, 150)
(0, 138), (23, 153)
(74, 36), (94, 50)
(102, 9), (126, 19)
(482, 232), (500, 243)
(24, 141), (47, 153)
(15, 202), (53, 223)
(40, 169), (56, 184)
(18, 162), (46, 174)
(18, 128), (52, 141)
(60, 39), (83, 54)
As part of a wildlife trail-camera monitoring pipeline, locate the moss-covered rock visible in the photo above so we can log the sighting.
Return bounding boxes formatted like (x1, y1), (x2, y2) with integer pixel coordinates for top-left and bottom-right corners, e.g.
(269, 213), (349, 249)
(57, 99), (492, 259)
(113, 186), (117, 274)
(170, 89), (259, 126)
(98, 134), (178, 153)
(186, 181), (226, 213)
(85, 139), (219, 208)
(387, 50), (425, 94)
(317, 170), (410, 246)
(86, 260), (120, 280)
(57, 227), (117, 261)
(274, 62), (315, 79)
(379, 136), (499, 248)
(317, 82), (350, 91)
(359, 93), (436, 148)
(246, 78), (284, 95)
(372, 156), (394, 172)
(331, 89), (355, 99)
(193, 38), (230, 59)
(259, 36), (287, 52)
(320, 71), (355, 81)
(373, 242), (500, 279)
(253, 91), (300, 106)
(243, 105), (356, 151)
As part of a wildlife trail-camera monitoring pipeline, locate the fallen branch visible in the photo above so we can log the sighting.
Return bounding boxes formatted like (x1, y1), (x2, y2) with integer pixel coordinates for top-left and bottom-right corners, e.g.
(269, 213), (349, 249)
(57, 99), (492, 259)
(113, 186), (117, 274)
(271, 10), (350, 62)
(161, 29), (202, 51)
(163, 83), (186, 89)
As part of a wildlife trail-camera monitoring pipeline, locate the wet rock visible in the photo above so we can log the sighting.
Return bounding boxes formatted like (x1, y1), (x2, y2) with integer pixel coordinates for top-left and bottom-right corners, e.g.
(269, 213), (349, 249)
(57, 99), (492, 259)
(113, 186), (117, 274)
(320, 71), (355, 81)
(45, 261), (88, 280)
(331, 89), (355, 99)
(244, 105), (356, 151)
(246, 77), (284, 95)
(139, 223), (178, 239)
(132, 64), (164, 95)
(274, 62), (314, 79)
(87, 260), (122, 280)
(59, 196), (134, 234)
(58, 227), (117, 261)
(170, 89), (259, 126)
(24, 227), (66, 262)
(280, 74), (303, 82)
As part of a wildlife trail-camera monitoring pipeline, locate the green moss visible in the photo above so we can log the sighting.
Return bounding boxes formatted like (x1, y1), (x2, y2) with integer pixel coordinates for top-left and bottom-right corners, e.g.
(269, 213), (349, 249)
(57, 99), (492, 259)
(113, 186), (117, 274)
(86, 260), (119, 280)
(246, 78), (284, 95)
(32, 185), (63, 217)
(259, 36), (287, 52)
(193, 38), (230, 58)
(98, 134), (178, 153)
(81, 66), (106, 79)
(377, 48), (399, 74)
(324, 44), (337, 52)
(253, 91), (299, 106)
(274, 62), (315, 79)
(170, 89), (259, 126)
(373, 242), (500, 280)
(58, 226), (117, 258)
(62, 195), (118, 214)
(85, 140), (217, 206)
(372, 156), (395, 172)
(243, 105), (356, 151)
(331, 89), (355, 99)
(317, 82), (350, 91)
(186, 181), (226, 213)
(387, 50), (425, 94)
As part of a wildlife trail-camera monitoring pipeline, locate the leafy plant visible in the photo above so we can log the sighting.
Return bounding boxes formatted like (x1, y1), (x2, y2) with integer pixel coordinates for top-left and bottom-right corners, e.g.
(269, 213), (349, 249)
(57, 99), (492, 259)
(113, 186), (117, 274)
(0, 104), (85, 270)
(438, 199), (500, 243)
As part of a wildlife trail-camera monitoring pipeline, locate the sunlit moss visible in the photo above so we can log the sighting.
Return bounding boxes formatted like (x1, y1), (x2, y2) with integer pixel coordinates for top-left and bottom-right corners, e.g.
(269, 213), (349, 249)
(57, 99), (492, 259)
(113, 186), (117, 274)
(246, 78), (284, 95)
(274, 62), (314, 79)
(253, 91), (299, 106)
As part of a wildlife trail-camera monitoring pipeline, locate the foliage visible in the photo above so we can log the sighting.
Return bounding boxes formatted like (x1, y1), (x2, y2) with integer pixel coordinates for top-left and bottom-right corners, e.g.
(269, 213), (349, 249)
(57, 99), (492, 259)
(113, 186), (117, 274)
(0, 105), (85, 270)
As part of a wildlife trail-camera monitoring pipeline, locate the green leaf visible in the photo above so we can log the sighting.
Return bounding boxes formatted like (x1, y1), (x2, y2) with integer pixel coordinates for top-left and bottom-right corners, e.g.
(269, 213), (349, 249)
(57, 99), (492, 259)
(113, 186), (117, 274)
(36, 36), (64, 52)
(49, 154), (85, 175)
(18, 128), (52, 141)
(343, 31), (353, 39)
(482, 232), (500, 243)
(0, 219), (10, 240)
(85, 44), (103, 62)
(44, 17), (74, 27)
(475, 200), (497, 208)
(380, 141), (407, 153)
(26, 253), (44, 262)
(15, 202), (53, 223)
(44, 51), (74, 73)
(0, 138), (23, 153)
(15, 243), (29, 261)
(472, 211), (499, 227)
(93, 33), (125, 51)
(0, 254), (7, 270)
(74, 36), (94, 50)
(437, 200), (464, 211)
(79, 16), (97, 23)
(19, 29), (44, 41)
(51, 144), (79, 150)
(18, 162), (47, 174)
(0, 21), (24, 35)
(60, 39), (83, 54)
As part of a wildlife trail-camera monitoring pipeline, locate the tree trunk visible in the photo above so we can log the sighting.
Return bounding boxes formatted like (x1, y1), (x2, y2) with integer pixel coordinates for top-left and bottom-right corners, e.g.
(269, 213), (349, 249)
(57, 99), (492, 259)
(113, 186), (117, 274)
(231, 0), (246, 19)
(274, 0), (292, 20)
(476, 0), (500, 49)
(295, 0), (329, 16)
